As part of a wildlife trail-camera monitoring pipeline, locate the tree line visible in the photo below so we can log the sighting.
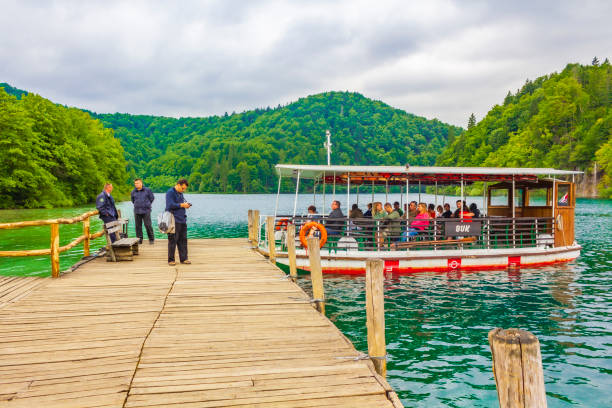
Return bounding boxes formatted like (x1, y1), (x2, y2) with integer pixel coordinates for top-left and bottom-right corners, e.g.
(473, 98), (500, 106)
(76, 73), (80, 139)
(0, 85), (128, 208)
(437, 60), (612, 197)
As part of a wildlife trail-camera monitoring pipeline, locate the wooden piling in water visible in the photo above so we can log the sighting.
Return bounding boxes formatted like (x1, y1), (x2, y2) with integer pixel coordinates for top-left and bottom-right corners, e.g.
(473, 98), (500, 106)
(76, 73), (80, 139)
(307, 236), (325, 315)
(488, 328), (547, 408)
(266, 216), (276, 263)
(287, 223), (298, 281)
(50, 223), (60, 278)
(366, 258), (386, 377)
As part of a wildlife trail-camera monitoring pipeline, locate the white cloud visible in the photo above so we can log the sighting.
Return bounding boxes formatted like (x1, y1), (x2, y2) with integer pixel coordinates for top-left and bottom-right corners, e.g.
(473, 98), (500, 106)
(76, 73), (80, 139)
(0, 0), (610, 127)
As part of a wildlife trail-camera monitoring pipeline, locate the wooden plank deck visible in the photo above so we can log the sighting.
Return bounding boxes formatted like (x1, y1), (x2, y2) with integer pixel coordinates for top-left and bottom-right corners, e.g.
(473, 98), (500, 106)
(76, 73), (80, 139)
(0, 238), (402, 408)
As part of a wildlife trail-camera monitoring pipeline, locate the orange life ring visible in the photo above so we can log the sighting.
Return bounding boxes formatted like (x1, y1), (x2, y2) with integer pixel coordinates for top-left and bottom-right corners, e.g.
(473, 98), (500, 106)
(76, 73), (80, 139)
(275, 218), (289, 231)
(299, 221), (328, 248)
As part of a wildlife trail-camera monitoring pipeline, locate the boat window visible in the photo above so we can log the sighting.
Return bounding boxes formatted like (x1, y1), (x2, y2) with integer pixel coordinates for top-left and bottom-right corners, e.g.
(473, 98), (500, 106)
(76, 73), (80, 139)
(514, 188), (524, 207)
(557, 184), (571, 206)
(489, 188), (509, 206)
(527, 188), (549, 206)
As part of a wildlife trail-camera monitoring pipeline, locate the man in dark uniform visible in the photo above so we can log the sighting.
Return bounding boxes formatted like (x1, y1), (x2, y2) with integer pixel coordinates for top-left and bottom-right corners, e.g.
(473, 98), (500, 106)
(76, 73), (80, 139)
(131, 178), (155, 245)
(166, 179), (192, 266)
(96, 183), (119, 242)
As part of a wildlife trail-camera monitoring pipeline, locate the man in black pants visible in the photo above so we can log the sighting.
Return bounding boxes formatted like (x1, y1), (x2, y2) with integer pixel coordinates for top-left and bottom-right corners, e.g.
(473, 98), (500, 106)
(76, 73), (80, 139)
(131, 178), (155, 244)
(165, 179), (192, 266)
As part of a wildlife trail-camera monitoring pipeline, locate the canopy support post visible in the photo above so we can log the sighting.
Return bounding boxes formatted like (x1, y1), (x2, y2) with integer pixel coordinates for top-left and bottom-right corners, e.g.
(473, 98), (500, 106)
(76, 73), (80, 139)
(371, 179), (375, 205)
(385, 179), (389, 203)
(333, 172), (336, 200)
(512, 176), (516, 248)
(293, 171), (301, 218)
(418, 181), (421, 203)
(435, 181), (438, 206)
(274, 174), (282, 219)
(347, 175), (351, 216)
(323, 172), (326, 212)
(460, 175), (464, 221)
(357, 184), (360, 206)
(483, 182), (487, 216)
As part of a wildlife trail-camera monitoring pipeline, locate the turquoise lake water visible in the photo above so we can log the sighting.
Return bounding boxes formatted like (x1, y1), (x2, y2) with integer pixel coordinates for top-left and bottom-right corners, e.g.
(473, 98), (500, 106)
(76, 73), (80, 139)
(0, 194), (610, 407)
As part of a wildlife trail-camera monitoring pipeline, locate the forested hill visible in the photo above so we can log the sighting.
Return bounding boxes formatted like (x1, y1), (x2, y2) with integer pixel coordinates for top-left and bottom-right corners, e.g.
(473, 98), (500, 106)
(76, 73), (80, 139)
(0, 86), (129, 209)
(91, 92), (462, 193)
(436, 61), (612, 197)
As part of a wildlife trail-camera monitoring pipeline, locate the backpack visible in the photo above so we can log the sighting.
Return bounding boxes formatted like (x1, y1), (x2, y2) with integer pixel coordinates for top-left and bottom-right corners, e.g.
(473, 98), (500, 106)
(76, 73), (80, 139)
(157, 211), (175, 234)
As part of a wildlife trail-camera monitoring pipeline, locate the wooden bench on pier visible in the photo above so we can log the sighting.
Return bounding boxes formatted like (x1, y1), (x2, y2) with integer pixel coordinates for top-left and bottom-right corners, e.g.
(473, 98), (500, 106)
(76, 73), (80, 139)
(104, 219), (139, 261)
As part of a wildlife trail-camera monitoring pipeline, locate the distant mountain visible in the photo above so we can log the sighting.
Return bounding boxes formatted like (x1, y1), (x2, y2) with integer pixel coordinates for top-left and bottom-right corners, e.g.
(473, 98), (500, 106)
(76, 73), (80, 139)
(91, 91), (462, 193)
(437, 60), (612, 197)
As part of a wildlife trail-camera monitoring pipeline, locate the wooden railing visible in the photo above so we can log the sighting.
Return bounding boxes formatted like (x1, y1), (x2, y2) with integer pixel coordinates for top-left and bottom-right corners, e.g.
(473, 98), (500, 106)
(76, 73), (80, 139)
(0, 210), (105, 278)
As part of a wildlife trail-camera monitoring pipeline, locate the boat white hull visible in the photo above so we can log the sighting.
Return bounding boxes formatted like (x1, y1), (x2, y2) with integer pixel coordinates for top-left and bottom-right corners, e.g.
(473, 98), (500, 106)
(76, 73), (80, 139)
(271, 245), (581, 275)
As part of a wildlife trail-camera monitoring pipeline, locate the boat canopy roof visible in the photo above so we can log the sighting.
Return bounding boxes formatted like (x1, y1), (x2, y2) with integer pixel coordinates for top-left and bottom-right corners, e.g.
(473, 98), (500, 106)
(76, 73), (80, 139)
(275, 164), (582, 185)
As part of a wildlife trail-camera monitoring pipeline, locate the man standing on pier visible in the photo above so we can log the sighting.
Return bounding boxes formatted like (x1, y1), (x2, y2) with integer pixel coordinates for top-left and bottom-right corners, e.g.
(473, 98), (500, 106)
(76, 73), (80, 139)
(96, 183), (119, 242)
(131, 178), (155, 245)
(165, 179), (192, 266)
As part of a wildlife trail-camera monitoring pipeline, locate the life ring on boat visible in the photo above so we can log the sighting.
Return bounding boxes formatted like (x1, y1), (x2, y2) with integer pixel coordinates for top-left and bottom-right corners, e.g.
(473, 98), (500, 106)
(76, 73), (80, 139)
(299, 221), (327, 248)
(275, 218), (289, 231)
(556, 214), (563, 231)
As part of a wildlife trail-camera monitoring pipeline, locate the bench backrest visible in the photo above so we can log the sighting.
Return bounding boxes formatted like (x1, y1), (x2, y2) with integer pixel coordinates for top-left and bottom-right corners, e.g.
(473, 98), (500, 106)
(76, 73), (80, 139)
(105, 219), (128, 235)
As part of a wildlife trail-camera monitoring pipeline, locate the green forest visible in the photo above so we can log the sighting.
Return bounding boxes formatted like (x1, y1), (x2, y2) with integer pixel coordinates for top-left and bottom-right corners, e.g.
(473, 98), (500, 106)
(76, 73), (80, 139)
(437, 60), (612, 197)
(0, 85), (128, 208)
(90, 92), (461, 193)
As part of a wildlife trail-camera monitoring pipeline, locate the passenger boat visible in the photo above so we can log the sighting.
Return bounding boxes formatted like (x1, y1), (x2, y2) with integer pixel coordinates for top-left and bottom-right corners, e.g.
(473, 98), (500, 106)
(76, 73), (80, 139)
(256, 164), (581, 275)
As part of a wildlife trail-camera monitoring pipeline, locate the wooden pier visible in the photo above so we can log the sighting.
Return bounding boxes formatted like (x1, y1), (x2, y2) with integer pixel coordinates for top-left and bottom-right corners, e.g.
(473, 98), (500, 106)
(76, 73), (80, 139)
(0, 238), (402, 407)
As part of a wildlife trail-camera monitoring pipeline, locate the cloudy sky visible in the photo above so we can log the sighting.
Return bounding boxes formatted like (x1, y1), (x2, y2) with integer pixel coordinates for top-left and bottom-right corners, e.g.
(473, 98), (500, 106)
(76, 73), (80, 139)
(1, 0), (610, 127)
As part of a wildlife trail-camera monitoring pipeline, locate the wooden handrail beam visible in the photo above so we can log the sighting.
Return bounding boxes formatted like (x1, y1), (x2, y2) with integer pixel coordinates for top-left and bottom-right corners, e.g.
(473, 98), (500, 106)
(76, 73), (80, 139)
(0, 210), (99, 229)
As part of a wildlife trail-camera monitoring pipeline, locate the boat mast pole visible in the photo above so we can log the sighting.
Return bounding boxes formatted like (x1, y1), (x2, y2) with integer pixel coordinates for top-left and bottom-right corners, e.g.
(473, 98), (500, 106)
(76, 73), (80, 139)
(274, 174), (282, 219)
(293, 171), (301, 218)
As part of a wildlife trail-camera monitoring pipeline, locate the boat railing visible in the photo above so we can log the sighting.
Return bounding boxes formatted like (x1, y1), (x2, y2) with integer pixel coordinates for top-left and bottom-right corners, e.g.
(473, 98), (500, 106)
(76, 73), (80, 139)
(258, 214), (555, 252)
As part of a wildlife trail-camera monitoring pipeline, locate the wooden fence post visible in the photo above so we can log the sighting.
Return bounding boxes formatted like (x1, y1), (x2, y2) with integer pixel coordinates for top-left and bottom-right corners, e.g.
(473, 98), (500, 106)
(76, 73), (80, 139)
(252, 210), (260, 246)
(83, 217), (90, 257)
(366, 259), (386, 377)
(50, 223), (60, 278)
(307, 236), (325, 315)
(287, 223), (298, 282)
(488, 328), (547, 408)
(266, 216), (276, 263)
(247, 209), (253, 243)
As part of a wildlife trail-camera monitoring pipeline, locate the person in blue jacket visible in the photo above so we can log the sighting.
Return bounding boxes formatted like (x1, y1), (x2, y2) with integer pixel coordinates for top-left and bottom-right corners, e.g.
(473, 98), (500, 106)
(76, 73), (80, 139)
(131, 178), (155, 245)
(165, 179), (192, 266)
(96, 183), (119, 242)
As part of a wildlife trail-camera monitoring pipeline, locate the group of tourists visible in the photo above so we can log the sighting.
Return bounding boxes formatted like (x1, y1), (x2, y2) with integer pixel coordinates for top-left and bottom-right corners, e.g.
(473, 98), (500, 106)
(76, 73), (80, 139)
(95, 179), (192, 266)
(304, 198), (482, 245)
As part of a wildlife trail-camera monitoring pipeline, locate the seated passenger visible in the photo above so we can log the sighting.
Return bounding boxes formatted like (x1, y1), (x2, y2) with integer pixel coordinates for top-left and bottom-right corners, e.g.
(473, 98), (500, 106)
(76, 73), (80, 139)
(363, 203), (373, 218)
(407, 201), (418, 218)
(307, 205), (321, 219)
(349, 204), (363, 219)
(402, 203), (431, 240)
(469, 203), (481, 218)
(379, 202), (401, 245)
(372, 202), (385, 220)
(326, 200), (345, 235)
(458, 204), (474, 221)
(436, 205), (444, 218)
(428, 203), (436, 218)
(393, 201), (404, 217)
(442, 203), (453, 218)
(453, 200), (468, 218)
